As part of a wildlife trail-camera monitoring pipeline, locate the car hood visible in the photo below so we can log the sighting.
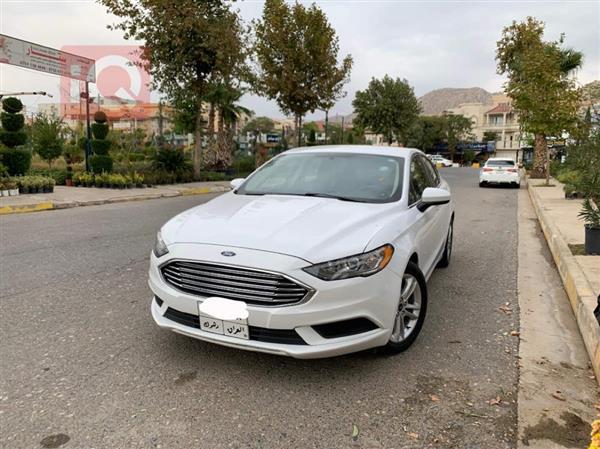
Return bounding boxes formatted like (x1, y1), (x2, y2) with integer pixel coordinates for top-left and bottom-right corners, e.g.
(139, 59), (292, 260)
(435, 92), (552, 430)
(162, 192), (399, 263)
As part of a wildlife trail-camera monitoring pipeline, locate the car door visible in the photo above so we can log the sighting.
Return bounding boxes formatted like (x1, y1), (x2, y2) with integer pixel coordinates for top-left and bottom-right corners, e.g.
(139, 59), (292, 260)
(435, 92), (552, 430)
(417, 156), (451, 265)
(407, 155), (439, 277)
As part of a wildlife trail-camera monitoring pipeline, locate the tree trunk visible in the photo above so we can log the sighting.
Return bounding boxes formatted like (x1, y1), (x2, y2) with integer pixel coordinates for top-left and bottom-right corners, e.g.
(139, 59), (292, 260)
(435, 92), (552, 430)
(387, 132), (393, 145)
(325, 110), (329, 145)
(193, 104), (203, 180)
(297, 115), (302, 147)
(531, 133), (547, 179)
(207, 103), (215, 143)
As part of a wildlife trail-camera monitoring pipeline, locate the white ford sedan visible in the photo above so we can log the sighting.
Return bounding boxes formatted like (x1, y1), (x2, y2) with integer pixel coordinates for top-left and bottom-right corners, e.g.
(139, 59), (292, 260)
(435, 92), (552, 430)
(149, 146), (454, 358)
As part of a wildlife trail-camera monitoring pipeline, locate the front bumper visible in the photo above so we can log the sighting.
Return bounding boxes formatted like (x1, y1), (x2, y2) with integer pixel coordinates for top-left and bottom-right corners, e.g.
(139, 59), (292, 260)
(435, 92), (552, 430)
(149, 244), (403, 358)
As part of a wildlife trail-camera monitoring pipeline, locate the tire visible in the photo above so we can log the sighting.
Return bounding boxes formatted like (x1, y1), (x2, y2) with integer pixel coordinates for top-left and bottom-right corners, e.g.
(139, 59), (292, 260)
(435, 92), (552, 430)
(479, 181), (485, 187)
(437, 219), (453, 268)
(383, 261), (428, 354)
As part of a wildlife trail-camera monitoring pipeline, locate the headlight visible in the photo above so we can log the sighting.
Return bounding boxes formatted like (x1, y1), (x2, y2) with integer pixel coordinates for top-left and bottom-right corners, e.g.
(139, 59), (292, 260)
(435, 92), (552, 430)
(303, 244), (394, 281)
(154, 231), (169, 258)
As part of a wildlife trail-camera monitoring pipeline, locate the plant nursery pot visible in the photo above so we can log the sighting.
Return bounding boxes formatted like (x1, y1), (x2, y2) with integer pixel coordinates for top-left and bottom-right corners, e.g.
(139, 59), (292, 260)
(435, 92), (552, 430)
(49, 186), (54, 193)
(66, 179), (73, 187)
(9, 189), (19, 196)
(1, 190), (9, 197)
(585, 226), (600, 255)
(43, 187), (50, 193)
(19, 187), (28, 194)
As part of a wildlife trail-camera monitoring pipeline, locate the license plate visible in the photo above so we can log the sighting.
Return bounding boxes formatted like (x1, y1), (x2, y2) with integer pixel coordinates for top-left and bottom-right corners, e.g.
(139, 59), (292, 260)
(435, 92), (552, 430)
(199, 314), (249, 340)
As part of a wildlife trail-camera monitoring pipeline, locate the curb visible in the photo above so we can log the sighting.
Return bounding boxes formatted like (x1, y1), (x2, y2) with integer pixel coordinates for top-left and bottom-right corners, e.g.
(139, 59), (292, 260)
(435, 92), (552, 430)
(527, 180), (600, 383)
(0, 201), (54, 215)
(0, 186), (229, 216)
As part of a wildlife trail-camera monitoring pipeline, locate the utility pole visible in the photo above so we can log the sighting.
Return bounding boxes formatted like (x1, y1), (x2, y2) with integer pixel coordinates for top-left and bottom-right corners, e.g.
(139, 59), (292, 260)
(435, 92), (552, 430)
(158, 100), (164, 149)
(80, 82), (92, 172)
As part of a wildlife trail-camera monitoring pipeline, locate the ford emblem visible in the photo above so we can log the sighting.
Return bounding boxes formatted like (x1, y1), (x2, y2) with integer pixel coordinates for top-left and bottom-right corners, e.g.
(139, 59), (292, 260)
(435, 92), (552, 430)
(221, 251), (236, 257)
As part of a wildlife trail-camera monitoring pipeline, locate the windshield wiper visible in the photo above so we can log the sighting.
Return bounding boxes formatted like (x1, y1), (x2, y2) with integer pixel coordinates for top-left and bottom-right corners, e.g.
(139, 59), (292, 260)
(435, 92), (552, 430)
(302, 192), (368, 203)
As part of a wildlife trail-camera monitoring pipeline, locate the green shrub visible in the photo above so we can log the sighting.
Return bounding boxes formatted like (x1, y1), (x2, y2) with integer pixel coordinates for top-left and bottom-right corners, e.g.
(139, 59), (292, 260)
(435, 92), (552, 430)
(89, 154), (114, 173)
(63, 144), (84, 165)
(29, 168), (68, 185)
(0, 147), (32, 175)
(93, 111), (108, 123)
(91, 123), (109, 140)
(0, 112), (24, 132)
(151, 147), (190, 172)
(0, 130), (27, 148)
(199, 171), (227, 182)
(556, 169), (581, 186)
(128, 152), (146, 162)
(2, 97), (23, 114)
(90, 139), (112, 155)
(232, 155), (255, 175)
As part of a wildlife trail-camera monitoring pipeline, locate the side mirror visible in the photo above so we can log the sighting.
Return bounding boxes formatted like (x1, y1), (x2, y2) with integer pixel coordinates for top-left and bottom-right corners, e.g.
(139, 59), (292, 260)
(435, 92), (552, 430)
(230, 178), (245, 191)
(418, 187), (450, 212)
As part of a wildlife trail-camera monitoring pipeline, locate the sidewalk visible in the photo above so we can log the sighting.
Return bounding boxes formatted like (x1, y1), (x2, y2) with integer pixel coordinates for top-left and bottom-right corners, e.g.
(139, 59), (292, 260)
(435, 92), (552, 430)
(0, 181), (230, 215)
(527, 177), (600, 382)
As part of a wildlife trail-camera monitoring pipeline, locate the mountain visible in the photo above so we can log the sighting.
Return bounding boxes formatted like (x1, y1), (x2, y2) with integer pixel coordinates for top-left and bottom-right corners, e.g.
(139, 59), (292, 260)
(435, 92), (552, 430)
(582, 80), (600, 104)
(418, 87), (493, 115)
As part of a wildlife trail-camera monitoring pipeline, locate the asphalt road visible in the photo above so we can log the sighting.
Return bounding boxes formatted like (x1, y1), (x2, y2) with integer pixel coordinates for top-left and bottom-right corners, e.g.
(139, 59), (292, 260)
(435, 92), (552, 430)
(0, 168), (520, 449)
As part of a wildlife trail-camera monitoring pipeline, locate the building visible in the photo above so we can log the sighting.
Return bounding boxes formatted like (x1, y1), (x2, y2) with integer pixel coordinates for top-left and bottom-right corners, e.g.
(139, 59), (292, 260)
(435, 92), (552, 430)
(445, 94), (523, 161)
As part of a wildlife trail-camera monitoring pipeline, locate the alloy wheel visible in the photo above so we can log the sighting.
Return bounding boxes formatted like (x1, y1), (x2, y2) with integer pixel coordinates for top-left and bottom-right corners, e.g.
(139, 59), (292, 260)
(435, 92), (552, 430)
(389, 274), (422, 343)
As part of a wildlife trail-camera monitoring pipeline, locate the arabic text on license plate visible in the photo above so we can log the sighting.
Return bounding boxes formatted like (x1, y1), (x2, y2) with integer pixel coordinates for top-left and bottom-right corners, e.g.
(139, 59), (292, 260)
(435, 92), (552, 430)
(199, 315), (249, 340)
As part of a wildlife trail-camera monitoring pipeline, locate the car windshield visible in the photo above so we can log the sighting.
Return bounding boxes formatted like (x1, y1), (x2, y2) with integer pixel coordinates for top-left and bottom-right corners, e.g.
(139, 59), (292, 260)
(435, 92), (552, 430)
(236, 152), (405, 203)
(486, 160), (515, 167)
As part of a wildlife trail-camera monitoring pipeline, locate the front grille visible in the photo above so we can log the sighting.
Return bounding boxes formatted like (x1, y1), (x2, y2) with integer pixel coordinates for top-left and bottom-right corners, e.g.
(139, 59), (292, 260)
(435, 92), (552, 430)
(160, 260), (311, 306)
(163, 307), (307, 345)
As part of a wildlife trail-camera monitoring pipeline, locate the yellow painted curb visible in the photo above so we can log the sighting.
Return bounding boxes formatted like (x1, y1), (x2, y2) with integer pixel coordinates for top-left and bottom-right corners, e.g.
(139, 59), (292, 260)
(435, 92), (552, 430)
(181, 187), (213, 196)
(0, 201), (54, 215)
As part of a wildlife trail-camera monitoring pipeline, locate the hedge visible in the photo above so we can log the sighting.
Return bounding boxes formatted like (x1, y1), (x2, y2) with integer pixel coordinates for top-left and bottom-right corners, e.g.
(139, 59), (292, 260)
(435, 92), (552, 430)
(89, 154), (114, 173)
(90, 139), (112, 155)
(2, 97), (23, 114)
(0, 147), (32, 175)
(0, 130), (27, 148)
(1, 112), (25, 132)
(91, 123), (109, 140)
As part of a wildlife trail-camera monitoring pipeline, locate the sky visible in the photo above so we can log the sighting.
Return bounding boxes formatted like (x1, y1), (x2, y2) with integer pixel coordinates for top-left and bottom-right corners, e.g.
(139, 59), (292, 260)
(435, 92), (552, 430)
(1, 0), (599, 121)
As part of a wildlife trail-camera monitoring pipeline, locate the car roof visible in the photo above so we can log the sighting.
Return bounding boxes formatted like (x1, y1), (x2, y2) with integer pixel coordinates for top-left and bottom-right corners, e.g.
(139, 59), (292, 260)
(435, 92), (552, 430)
(283, 145), (422, 158)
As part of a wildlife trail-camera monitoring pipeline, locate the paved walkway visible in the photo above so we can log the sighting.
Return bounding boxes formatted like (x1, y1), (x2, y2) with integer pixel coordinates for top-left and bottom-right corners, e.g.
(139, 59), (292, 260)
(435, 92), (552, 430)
(528, 177), (600, 383)
(0, 181), (230, 214)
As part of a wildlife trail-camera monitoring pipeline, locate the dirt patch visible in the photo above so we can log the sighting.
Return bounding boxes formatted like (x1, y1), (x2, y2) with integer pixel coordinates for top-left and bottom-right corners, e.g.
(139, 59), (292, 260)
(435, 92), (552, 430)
(521, 411), (589, 447)
(568, 243), (587, 256)
(40, 434), (70, 448)
(174, 370), (197, 386)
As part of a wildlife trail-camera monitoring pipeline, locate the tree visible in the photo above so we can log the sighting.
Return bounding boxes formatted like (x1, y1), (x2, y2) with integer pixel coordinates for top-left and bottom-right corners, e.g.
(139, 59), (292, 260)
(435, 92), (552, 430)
(483, 131), (498, 142)
(443, 113), (473, 160)
(254, 0), (352, 147)
(352, 76), (420, 145)
(243, 116), (275, 151)
(32, 113), (64, 169)
(100, 0), (239, 179)
(405, 116), (445, 151)
(496, 17), (582, 180)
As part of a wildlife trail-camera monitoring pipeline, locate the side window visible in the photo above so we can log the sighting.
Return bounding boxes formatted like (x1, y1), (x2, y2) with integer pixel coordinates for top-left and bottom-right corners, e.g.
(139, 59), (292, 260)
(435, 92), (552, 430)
(409, 157), (429, 204)
(418, 156), (440, 187)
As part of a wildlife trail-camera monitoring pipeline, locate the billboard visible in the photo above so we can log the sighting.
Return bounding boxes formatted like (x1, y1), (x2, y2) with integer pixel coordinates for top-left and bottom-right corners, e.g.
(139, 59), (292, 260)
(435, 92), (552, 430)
(0, 34), (95, 82)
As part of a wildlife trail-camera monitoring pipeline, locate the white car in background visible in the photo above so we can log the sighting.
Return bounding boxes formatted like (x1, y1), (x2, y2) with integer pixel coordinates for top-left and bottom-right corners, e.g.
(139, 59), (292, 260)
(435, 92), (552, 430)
(428, 154), (453, 167)
(479, 158), (520, 188)
(149, 146), (454, 358)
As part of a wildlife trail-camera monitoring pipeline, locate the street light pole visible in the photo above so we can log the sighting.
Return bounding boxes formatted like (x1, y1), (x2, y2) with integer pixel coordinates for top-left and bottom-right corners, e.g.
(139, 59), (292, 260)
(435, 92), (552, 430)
(84, 82), (92, 172)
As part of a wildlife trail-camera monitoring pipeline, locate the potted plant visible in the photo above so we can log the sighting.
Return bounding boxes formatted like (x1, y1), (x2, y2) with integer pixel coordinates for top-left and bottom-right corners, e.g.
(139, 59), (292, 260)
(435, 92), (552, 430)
(0, 179), (8, 197)
(18, 177), (29, 194)
(48, 178), (55, 193)
(570, 130), (600, 255)
(8, 179), (18, 196)
(580, 199), (600, 255)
